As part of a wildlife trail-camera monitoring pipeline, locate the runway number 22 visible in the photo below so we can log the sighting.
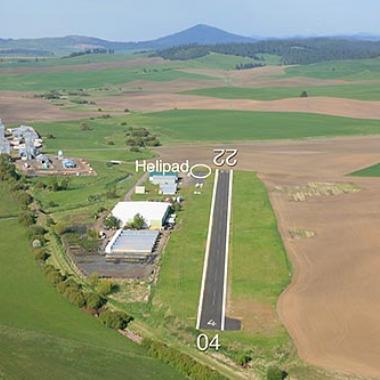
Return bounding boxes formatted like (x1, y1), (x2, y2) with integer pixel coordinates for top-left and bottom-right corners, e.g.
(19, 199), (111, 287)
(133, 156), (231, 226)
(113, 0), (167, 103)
(213, 149), (238, 167)
(196, 334), (221, 352)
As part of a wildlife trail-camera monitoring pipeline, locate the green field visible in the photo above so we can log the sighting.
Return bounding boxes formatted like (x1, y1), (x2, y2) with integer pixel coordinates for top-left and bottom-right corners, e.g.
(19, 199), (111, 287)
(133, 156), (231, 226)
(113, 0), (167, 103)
(349, 162), (380, 177)
(0, 65), (215, 91)
(184, 83), (380, 101)
(0, 190), (182, 380)
(34, 118), (155, 162)
(128, 109), (380, 143)
(285, 57), (380, 80)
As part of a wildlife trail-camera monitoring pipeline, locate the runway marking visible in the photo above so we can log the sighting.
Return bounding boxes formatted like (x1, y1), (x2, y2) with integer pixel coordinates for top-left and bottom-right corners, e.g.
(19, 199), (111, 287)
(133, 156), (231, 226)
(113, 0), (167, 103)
(196, 169), (219, 330)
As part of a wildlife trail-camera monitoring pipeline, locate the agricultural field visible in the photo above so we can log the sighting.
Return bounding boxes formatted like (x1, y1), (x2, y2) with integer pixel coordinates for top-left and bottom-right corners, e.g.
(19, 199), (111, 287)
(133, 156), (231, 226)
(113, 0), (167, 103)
(285, 57), (380, 80)
(0, 64), (215, 91)
(349, 162), (380, 177)
(4, 38), (380, 380)
(128, 109), (380, 143)
(184, 83), (380, 101)
(0, 191), (182, 380)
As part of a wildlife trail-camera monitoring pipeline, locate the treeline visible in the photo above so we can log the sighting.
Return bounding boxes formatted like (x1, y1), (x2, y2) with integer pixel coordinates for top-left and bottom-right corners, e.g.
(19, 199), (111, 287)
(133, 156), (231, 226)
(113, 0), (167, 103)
(63, 48), (115, 59)
(156, 38), (380, 65)
(142, 338), (228, 380)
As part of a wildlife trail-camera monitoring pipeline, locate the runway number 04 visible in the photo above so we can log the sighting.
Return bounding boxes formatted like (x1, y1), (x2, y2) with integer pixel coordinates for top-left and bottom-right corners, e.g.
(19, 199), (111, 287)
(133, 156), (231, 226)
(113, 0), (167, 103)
(196, 334), (221, 352)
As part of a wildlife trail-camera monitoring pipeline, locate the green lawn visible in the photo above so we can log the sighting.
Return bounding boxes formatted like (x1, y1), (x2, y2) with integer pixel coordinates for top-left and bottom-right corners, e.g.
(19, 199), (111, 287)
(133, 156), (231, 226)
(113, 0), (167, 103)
(184, 83), (380, 101)
(128, 109), (380, 143)
(349, 163), (380, 177)
(0, 192), (182, 380)
(31, 161), (139, 213)
(154, 175), (214, 325)
(0, 183), (20, 218)
(223, 172), (290, 349)
(0, 65), (215, 91)
(285, 57), (380, 80)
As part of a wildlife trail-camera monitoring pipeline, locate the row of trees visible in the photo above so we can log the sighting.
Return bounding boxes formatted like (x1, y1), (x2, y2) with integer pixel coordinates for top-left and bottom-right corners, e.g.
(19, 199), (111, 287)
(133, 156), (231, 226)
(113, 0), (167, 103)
(142, 338), (228, 380)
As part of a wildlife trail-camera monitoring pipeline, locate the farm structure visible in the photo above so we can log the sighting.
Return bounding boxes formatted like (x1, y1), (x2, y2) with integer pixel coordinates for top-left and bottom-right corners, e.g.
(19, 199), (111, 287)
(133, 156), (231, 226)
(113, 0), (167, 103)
(149, 171), (178, 195)
(111, 201), (171, 229)
(105, 229), (160, 262)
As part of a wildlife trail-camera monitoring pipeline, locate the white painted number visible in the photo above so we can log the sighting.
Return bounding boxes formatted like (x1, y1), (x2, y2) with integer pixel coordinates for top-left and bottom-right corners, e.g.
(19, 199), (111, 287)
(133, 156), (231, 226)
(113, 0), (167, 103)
(196, 334), (221, 352)
(213, 149), (238, 167)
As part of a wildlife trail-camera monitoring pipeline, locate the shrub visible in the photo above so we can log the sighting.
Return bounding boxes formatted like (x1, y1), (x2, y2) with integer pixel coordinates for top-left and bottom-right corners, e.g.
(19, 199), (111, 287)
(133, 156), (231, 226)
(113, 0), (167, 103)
(18, 211), (36, 226)
(80, 122), (92, 131)
(142, 339), (227, 380)
(16, 192), (33, 207)
(65, 288), (86, 308)
(46, 268), (66, 285)
(28, 225), (47, 238)
(96, 279), (114, 296)
(99, 309), (133, 330)
(34, 250), (50, 262)
(104, 216), (121, 230)
(267, 365), (287, 380)
(84, 292), (106, 310)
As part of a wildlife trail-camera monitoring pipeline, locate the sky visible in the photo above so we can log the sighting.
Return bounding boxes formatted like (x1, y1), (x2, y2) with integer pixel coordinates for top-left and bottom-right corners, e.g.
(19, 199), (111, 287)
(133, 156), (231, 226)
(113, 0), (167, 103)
(1, 0), (380, 40)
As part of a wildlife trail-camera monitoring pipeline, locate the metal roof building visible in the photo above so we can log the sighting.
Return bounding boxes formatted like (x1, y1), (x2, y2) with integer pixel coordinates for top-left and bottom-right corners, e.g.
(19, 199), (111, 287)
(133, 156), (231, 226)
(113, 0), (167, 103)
(105, 229), (160, 262)
(159, 183), (178, 195)
(149, 172), (178, 186)
(111, 201), (171, 229)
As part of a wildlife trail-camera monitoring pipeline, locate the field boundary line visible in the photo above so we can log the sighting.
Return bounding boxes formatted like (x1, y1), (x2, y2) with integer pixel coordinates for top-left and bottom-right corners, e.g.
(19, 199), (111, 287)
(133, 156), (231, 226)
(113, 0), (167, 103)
(221, 170), (233, 331)
(196, 169), (219, 330)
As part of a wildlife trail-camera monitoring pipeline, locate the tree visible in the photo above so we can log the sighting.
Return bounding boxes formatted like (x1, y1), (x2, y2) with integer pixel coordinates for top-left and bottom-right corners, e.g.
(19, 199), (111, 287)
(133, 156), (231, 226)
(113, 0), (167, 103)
(129, 213), (146, 230)
(104, 216), (121, 230)
(300, 90), (308, 98)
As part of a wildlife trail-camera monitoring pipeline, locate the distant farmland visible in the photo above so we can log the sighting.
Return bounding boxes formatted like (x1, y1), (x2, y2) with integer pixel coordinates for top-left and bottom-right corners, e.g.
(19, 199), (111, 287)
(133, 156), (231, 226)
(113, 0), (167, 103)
(128, 110), (380, 143)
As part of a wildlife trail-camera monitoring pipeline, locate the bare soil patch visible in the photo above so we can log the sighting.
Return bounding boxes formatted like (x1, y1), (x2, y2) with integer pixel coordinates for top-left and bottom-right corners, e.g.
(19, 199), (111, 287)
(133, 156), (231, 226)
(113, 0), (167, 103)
(0, 91), (112, 124)
(156, 136), (380, 378)
(96, 92), (380, 119)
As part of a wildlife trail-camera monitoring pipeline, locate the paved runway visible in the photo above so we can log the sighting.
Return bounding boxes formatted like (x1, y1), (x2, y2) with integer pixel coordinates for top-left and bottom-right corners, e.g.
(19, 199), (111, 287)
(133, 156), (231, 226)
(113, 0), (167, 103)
(198, 170), (231, 330)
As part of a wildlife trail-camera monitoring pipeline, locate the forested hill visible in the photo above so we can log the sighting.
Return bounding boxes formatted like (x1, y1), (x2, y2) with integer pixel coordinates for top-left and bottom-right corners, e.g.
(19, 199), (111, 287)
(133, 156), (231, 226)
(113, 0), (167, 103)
(155, 38), (380, 64)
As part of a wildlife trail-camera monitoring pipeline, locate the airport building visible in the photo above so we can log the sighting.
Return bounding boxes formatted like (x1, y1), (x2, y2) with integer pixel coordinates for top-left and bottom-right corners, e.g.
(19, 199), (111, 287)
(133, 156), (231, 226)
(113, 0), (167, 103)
(105, 229), (160, 262)
(149, 172), (178, 195)
(111, 201), (171, 229)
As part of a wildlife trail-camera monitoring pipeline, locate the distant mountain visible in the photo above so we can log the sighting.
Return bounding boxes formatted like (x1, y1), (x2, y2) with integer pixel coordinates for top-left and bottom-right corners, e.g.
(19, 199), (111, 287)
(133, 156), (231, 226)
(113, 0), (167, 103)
(0, 24), (255, 56)
(142, 24), (255, 48)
